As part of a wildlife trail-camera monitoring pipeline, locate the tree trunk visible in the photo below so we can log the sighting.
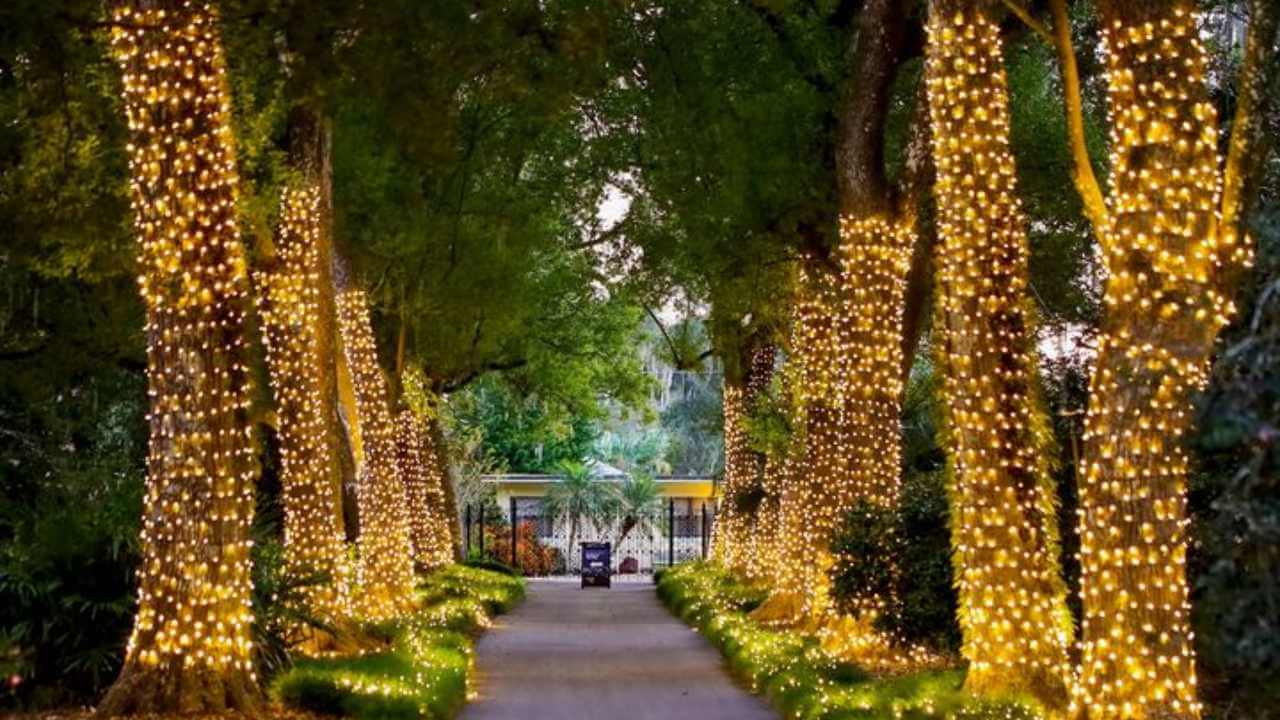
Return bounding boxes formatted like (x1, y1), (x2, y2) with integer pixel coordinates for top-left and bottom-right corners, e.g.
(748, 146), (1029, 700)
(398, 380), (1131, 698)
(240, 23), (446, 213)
(924, 0), (1071, 709)
(255, 177), (353, 626)
(1070, 2), (1267, 717)
(709, 340), (774, 573)
(396, 410), (455, 570)
(99, 2), (261, 713)
(285, 107), (355, 549)
(425, 413), (464, 561)
(334, 290), (416, 620)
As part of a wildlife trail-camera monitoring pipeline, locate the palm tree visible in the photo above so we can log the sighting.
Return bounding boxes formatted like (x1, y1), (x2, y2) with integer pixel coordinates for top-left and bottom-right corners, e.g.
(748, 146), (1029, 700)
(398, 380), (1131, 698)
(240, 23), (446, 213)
(543, 460), (617, 571)
(614, 472), (663, 548)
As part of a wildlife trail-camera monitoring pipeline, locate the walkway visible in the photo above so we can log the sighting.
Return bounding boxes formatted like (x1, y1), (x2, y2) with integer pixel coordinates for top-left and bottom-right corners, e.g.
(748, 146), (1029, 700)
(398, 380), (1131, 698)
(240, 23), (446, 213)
(460, 578), (777, 720)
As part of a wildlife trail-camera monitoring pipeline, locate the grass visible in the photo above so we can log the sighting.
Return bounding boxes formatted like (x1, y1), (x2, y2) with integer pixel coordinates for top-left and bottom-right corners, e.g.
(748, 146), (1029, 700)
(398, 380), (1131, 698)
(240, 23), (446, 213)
(272, 564), (525, 719)
(655, 562), (1041, 720)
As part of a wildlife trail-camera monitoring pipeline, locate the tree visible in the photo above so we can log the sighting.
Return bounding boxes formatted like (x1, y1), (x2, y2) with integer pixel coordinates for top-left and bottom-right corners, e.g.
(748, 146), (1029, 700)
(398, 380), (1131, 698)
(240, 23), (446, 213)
(394, 410), (454, 571)
(614, 472), (663, 548)
(709, 341), (776, 572)
(255, 180), (352, 626)
(924, 0), (1072, 708)
(333, 290), (415, 621)
(98, 2), (261, 713)
(1036, 1), (1280, 715)
(542, 461), (616, 571)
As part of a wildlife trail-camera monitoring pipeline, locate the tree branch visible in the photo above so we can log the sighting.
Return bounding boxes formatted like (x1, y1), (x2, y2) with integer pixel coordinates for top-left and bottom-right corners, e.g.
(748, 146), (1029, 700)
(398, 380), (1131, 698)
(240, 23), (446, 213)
(835, 0), (905, 216)
(441, 357), (529, 393)
(999, 0), (1054, 45)
(644, 302), (684, 366)
(1220, 0), (1280, 233)
(895, 76), (938, 385)
(1049, 0), (1109, 243)
(643, 302), (711, 371)
(569, 221), (625, 252)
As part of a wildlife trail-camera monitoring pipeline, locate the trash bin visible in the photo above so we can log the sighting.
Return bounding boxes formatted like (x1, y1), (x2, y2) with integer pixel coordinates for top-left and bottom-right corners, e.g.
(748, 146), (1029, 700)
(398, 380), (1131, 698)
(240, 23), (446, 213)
(580, 542), (611, 588)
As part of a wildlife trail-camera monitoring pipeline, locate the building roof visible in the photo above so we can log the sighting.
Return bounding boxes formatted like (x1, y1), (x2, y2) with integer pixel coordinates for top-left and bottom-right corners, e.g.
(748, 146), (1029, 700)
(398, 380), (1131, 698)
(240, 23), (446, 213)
(481, 472), (715, 484)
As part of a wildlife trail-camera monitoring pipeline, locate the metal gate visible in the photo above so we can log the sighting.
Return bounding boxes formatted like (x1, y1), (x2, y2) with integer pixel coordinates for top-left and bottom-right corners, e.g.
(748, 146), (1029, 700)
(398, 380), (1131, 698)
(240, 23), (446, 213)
(463, 498), (714, 578)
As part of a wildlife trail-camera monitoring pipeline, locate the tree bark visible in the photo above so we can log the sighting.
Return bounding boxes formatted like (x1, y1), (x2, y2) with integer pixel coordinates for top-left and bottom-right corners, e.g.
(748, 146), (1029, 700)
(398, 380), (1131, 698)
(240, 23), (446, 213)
(285, 107), (354, 546)
(255, 176), (352, 625)
(425, 412), (465, 561)
(924, 0), (1072, 709)
(100, 2), (261, 714)
(396, 410), (455, 570)
(1071, 2), (1274, 716)
(334, 290), (416, 620)
(758, 3), (920, 656)
(708, 339), (774, 574)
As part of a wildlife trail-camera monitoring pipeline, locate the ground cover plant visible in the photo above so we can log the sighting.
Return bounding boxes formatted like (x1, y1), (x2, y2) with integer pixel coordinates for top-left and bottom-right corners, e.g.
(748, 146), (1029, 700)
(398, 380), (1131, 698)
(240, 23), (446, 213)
(656, 562), (1039, 720)
(272, 565), (524, 719)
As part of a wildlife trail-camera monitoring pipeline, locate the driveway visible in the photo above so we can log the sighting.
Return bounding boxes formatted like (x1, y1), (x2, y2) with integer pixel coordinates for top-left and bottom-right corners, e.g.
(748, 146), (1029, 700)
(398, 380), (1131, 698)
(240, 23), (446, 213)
(459, 578), (777, 720)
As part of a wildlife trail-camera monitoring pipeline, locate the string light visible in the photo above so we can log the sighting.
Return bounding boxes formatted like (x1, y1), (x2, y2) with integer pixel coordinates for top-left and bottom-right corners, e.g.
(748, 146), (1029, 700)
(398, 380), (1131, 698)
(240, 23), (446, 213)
(924, 5), (1072, 709)
(103, 1), (258, 707)
(256, 182), (353, 625)
(1073, 5), (1244, 718)
(403, 363), (461, 553)
(335, 290), (416, 621)
(757, 219), (923, 670)
(396, 409), (456, 570)
(710, 344), (774, 573)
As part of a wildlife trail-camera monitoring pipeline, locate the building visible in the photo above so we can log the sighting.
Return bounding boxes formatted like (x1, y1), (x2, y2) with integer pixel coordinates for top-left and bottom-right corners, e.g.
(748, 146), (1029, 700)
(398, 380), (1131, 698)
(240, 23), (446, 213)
(476, 461), (717, 574)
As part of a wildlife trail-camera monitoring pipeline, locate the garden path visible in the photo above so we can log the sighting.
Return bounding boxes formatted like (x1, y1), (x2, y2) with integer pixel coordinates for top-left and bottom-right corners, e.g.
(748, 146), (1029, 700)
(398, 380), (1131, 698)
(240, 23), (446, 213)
(459, 578), (777, 720)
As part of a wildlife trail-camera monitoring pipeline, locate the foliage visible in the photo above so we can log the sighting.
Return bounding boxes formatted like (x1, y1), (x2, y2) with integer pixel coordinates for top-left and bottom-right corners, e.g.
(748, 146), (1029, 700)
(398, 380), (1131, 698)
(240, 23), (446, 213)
(657, 562), (1038, 720)
(417, 564), (526, 618)
(462, 557), (519, 577)
(448, 375), (600, 473)
(658, 367), (724, 476)
(613, 472), (664, 547)
(0, 368), (144, 709)
(830, 502), (900, 619)
(274, 564), (523, 720)
(1190, 208), (1280, 713)
(249, 536), (335, 682)
(482, 521), (562, 577)
(541, 461), (618, 559)
(829, 472), (960, 655)
(594, 429), (668, 476)
(742, 375), (793, 461)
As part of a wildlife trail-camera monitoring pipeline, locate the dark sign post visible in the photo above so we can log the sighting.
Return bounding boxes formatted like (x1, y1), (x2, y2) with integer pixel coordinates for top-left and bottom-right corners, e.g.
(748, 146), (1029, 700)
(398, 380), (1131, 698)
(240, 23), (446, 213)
(700, 503), (708, 559)
(464, 504), (472, 556)
(667, 498), (675, 569)
(478, 504), (485, 556)
(509, 496), (518, 573)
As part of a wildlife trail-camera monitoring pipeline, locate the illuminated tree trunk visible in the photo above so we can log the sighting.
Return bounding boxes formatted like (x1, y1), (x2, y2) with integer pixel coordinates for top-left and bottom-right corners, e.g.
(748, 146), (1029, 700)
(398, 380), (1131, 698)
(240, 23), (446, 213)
(755, 4), (922, 655)
(424, 413), (463, 559)
(100, 2), (260, 713)
(396, 409), (455, 570)
(710, 341), (774, 572)
(285, 107), (357, 542)
(335, 290), (416, 620)
(1072, 3), (1255, 717)
(255, 182), (352, 626)
(924, 1), (1071, 708)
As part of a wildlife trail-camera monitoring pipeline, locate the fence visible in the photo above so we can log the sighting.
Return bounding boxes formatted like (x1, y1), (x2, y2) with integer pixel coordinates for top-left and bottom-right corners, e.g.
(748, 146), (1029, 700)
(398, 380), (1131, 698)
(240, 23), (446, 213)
(463, 498), (715, 577)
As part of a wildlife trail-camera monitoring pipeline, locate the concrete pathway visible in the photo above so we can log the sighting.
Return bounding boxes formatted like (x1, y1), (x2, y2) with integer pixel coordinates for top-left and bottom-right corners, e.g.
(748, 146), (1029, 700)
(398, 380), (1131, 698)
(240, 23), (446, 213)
(459, 578), (778, 720)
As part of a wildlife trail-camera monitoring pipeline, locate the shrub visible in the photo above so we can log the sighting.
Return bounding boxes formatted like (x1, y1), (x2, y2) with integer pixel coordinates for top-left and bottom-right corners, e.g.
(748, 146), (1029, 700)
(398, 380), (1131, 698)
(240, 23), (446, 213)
(830, 472), (960, 652)
(657, 562), (1038, 720)
(482, 520), (560, 576)
(274, 564), (524, 719)
(463, 557), (519, 576)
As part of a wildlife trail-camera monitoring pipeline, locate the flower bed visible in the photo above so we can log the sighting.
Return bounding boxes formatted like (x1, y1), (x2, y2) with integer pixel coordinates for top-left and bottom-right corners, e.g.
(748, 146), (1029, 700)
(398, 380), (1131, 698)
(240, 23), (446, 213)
(655, 562), (1040, 720)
